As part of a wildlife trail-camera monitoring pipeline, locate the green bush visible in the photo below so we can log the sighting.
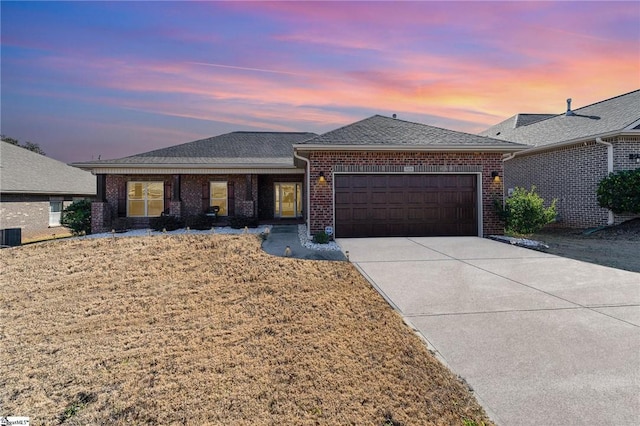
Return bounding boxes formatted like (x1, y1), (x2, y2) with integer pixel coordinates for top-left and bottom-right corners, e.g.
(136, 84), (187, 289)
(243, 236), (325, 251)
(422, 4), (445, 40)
(185, 213), (216, 230)
(597, 169), (640, 214)
(61, 199), (92, 235)
(496, 186), (557, 236)
(228, 215), (258, 229)
(149, 215), (184, 232)
(111, 217), (131, 232)
(312, 230), (331, 244)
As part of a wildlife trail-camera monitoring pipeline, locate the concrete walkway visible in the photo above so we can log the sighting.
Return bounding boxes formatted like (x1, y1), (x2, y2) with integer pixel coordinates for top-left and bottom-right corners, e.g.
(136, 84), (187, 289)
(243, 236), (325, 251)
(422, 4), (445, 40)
(337, 236), (640, 425)
(261, 225), (346, 261)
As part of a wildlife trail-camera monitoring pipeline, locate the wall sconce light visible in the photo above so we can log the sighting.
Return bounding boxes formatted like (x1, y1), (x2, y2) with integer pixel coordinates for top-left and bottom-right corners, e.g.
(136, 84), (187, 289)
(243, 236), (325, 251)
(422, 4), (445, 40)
(491, 171), (501, 182)
(318, 171), (327, 184)
(630, 154), (640, 164)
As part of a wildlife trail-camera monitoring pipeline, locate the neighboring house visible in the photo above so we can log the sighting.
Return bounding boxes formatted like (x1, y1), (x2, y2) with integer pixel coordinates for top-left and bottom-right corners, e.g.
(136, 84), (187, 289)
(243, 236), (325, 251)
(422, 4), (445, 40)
(0, 141), (96, 240)
(480, 90), (640, 228)
(74, 116), (525, 238)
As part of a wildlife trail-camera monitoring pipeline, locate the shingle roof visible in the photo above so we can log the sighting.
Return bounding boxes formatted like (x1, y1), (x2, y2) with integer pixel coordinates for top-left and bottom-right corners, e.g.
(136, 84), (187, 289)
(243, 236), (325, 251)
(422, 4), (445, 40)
(1, 141), (96, 195)
(74, 132), (317, 167)
(479, 90), (640, 145)
(296, 115), (525, 149)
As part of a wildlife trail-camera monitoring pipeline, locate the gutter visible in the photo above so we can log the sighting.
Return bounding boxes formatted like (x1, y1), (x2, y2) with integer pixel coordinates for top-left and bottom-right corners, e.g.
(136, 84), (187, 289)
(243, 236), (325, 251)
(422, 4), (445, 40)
(293, 144), (526, 153)
(293, 149), (312, 239)
(504, 130), (639, 159)
(596, 137), (615, 225)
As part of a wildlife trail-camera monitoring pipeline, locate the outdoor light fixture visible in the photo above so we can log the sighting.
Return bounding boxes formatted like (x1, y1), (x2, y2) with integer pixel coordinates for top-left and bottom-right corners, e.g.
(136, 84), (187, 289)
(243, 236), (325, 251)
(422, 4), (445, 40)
(318, 171), (327, 184)
(491, 171), (501, 182)
(630, 153), (640, 164)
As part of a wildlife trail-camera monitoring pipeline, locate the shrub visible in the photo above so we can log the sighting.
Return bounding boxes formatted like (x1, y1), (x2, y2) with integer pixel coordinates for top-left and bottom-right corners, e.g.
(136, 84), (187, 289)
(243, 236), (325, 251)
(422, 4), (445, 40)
(61, 199), (92, 236)
(149, 215), (184, 232)
(228, 215), (258, 229)
(597, 169), (640, 214)
(312, 230), (331, 244)
(111, 217), (131, 233)
(185, 214), (216, 230)
(496, 186), (557, 236)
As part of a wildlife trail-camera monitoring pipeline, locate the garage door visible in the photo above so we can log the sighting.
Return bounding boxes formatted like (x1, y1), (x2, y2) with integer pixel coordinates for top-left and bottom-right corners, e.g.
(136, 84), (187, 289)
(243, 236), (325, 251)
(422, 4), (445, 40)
(335, 174), (478, 237)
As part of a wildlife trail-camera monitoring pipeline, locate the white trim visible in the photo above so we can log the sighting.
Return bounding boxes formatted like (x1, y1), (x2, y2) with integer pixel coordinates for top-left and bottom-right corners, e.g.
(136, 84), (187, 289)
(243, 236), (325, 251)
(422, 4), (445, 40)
(293, 151), (312, 238)
(624, 118), (640, 130)
(507, 130), (640, 158)
(80, 167), (304, 175)
(294, 144), (525, 153)
(331, 171), (483, 238)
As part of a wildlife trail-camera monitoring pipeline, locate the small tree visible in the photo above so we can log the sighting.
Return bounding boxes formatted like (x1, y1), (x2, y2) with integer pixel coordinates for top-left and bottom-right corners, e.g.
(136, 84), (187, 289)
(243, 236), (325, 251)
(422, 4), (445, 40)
(1, 135), (46, 155)
(61, 199), (92, 236)
(597, 169), (640, 214)
(497, 186), (557, 236)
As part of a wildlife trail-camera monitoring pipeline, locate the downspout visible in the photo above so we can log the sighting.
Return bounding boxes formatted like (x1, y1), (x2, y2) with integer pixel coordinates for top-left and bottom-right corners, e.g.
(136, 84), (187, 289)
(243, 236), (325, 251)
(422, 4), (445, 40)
(596, 137), (615, 225)
(293, 149), (312, 238)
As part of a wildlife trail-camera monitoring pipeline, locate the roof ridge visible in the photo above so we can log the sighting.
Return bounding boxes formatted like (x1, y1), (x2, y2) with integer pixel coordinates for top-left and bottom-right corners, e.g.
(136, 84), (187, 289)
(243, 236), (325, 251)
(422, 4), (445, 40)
(571, 89), (640, 112)
(231, 131), (316, 135)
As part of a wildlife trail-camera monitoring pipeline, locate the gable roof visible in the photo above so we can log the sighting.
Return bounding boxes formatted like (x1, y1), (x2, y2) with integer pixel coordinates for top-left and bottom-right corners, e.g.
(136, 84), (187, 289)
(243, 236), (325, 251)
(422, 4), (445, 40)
(295, 115), (526, 151)
(1, 141), (95, 195)
(479, 90), (640, 146)
(73, 132), (317, 171)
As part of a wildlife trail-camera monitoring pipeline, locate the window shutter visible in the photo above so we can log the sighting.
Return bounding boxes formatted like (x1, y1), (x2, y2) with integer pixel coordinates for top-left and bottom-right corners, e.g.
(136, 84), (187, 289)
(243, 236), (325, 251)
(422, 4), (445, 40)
(202, 182), (210, 212)
(228, 181), (235, 216)
(118, 182), (127, 217)
(164, 181), (171, 214)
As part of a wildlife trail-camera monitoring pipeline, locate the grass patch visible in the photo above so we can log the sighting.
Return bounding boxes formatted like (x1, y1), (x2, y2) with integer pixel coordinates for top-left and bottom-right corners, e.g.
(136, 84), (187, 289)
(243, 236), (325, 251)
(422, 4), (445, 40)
(1, 234), (493, 425)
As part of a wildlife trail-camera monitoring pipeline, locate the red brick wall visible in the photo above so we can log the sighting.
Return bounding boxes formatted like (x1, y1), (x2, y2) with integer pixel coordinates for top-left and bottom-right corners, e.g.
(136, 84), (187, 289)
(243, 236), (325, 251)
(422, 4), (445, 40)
(307, 151), (504, 237)
(504, 137), (640, 228)
(94, 174), (258, 231)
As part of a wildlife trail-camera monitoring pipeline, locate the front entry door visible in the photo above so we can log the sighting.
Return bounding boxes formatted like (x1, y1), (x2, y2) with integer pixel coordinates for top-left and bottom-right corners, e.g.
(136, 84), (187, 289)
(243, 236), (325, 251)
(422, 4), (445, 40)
(275, 183), (302, 218)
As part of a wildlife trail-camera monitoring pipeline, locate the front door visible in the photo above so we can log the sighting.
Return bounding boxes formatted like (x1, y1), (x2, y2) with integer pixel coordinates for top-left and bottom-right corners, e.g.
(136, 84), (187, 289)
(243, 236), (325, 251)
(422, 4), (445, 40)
(274, 183), (302, 218)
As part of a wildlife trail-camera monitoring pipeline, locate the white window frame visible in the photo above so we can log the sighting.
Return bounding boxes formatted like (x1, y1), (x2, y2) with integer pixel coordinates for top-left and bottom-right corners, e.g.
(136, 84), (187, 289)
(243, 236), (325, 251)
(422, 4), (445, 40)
(127, 181), (164, 217)
(49, 198), (63, 227)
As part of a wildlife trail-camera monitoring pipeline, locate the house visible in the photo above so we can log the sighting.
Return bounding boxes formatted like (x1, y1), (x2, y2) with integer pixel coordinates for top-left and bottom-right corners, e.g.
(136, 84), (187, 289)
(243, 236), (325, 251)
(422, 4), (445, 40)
(72, 132), (316, 233)
(480, 90), (640, 228)
(0, 140), (96, 241)
(73, 116), (525, 238)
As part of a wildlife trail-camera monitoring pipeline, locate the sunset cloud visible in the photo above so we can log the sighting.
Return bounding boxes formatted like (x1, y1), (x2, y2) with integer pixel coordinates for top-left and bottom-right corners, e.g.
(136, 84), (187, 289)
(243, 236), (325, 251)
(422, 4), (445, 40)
(1, 1), (638, 162)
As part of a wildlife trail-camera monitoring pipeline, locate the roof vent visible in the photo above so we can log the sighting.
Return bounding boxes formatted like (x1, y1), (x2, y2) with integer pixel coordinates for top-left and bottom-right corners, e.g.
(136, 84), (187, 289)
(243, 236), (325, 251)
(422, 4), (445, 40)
(565, 98), (575, 116)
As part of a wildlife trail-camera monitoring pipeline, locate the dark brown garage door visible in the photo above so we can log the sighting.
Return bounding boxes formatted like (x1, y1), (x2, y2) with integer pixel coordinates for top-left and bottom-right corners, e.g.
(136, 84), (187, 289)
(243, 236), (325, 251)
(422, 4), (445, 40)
(335, 174), (478, 237)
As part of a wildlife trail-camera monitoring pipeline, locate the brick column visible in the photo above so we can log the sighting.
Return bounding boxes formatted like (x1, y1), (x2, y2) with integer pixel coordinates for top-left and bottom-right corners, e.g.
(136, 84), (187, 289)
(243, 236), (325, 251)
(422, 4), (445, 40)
(91, 202), (111, 234)
(170, 201), (182, 217)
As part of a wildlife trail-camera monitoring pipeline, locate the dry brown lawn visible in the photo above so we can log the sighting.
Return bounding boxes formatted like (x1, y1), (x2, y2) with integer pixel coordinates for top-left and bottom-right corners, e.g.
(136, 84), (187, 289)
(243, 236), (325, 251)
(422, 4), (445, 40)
(1, 234), (492, 425)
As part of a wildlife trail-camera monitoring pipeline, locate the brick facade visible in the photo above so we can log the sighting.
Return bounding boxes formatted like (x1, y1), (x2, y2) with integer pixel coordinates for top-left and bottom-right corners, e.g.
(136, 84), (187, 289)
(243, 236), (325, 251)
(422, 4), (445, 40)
(1, 194), (86, 240)
(306, 151), (505, 237)
(94, 174), (262, 231)
(504, 136), (640, 228)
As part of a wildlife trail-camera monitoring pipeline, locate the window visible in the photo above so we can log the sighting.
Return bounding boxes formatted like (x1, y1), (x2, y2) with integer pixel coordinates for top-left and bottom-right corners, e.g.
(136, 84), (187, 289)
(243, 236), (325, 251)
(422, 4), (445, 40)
(127, 181), (164, 217)
(275, 182), (302, 218)
(210, 182), (228, 216)
(49, 200), (63, 227)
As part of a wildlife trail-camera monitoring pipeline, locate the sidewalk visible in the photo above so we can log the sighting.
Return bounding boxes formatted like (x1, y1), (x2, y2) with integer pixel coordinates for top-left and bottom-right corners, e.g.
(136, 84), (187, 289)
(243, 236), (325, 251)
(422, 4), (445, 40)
(261, 225), (346, 261)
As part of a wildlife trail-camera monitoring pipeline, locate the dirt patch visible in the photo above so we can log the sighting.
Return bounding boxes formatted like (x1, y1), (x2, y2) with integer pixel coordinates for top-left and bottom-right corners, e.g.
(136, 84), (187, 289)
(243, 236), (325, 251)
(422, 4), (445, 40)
(0, 234), (492, 425)
(532, 219), (640, 273)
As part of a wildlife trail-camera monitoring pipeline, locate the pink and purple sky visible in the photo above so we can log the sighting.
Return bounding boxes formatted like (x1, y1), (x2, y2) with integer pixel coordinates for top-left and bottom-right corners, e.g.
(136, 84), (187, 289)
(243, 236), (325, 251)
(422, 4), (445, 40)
(1, 1), (639, 163)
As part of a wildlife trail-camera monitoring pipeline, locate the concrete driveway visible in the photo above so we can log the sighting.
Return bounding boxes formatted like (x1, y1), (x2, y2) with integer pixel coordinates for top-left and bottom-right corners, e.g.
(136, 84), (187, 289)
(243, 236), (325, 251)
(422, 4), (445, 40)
(337, 237), (640, 425)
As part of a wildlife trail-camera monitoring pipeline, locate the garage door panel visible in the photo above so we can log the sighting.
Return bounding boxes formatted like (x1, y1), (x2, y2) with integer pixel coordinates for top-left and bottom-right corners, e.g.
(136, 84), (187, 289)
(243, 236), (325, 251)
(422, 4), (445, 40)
(352, 208), (368, 220)
(335, 174), (478, 238)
